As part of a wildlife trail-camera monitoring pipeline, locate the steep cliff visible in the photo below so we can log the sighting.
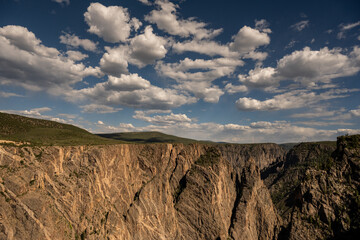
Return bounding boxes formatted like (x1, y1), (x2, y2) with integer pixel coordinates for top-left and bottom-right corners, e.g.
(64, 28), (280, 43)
(1, 134), (358, 240)
(262, 135), (360, 239)
(0, 143), (282, 240)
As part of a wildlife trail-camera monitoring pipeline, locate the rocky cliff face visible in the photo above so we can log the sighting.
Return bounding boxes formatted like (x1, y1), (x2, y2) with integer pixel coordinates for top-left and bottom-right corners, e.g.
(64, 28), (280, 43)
(1, 136), (358, 240)
(262, 135), (360, 239)
(0, 143), (282, 240)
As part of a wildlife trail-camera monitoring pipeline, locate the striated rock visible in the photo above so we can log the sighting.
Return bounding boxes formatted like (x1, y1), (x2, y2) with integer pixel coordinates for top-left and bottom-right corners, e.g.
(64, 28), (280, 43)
(0, 143), (281, 240)
(262, 136), (360, 239)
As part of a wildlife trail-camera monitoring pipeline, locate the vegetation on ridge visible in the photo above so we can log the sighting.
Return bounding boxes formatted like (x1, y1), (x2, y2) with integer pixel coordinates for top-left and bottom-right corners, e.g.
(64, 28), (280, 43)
(97, 131), (207, 144)
(0, 112), (122, 146)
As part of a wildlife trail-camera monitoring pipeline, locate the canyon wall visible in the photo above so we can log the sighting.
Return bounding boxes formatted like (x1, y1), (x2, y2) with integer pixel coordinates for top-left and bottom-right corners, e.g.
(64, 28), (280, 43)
(1, 136), (358, 240)
(0, 143), (282, 240)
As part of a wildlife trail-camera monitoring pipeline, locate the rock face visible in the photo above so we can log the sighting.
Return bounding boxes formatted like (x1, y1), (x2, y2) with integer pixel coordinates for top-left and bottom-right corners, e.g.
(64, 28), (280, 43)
(262, 135), (360, 239)
(0, 143), (281, 240)
(1, 135), (359, 240)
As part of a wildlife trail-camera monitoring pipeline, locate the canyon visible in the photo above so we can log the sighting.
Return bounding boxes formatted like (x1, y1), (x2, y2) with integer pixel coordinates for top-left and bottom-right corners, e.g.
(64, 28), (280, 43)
(0, 135), (359, 239)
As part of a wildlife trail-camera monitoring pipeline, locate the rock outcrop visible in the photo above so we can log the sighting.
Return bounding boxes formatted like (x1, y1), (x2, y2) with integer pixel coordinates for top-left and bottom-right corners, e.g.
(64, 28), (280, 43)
(0, 143), (281, 240)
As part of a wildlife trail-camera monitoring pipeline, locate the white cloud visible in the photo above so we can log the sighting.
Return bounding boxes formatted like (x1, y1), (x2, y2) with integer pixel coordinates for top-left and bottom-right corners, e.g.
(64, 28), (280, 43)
(59, 33), (98, 51)
(174, 81), (224, 103)
(133, 110), (192, 125)
(238, 67), (277, 88)
(224, 83), (248, 94)
(145, 0), (222, 39)
(95, 123), (136, 133)
(106, 74), (151, 91)
(2, 107), (51, 116)
(66, 50), (88, 61)
(0, 91), (22, 98)
(97, 120), (104, 125)
(285, 40), (296, 49)
(238, 47), (360, 89)
(52, 0), (69, 5)
(99, 26), (168, 75)
(157, 57), (243, 81)
(80, 104), (122, 114)
(99, 45), (129, 76)
(340, 21), (360, 31)
(255, 19), (272, 33)
(172, 40), (237, 57)
(0, 25), (101, 92)
(276, 47), (359, 84)
(236, 89), (355, 111)
(84, 3), (141, 43)
(229, 26), (270, 54)
(337, 21), (360, 39)
(92, 119), (360, 143)
(290, 108), (341, 118)
(350, 107), (360, 117)
(75, 73), (196, 110)
(128, 26), (168, 67)
(290, 20), (309, 31)
(0, 107), (71, 124)
(171, 24), (270, 60)
(138, 0), (151, 6)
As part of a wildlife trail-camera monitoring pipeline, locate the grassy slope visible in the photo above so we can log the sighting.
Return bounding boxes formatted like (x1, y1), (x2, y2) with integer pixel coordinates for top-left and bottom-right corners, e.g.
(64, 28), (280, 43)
(97, 131), (206, 144)
(0, 112), (122, 146)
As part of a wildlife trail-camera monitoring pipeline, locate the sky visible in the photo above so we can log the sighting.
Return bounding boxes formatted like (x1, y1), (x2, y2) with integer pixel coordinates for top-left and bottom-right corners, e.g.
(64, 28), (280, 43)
(0, 0), (360, 143)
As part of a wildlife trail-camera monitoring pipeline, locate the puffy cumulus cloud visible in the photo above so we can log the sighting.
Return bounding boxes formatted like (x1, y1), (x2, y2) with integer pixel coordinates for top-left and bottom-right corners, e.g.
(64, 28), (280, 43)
(99, 27), (168, 75)
(80, 104), (122, 114)
(66, 50), (88, 61)
(174, 81), (224, 103)
(238, 47), (360, 89)
(106, 74), (151, 91)
(84, 3), (141, 43)
(156, 57), (243, 103)
(0, 25), (101, 92)
(0, 25), (56, 56)
(59, 33), (98, 52)
(172, 40), (238, 58)
(229, 26), (270, 54)
(75, 73), (196, 110)
(133, 110), (192, 125)
(138, 0), (151, 6)
(238, 67), (277, 88)
(128, 26), (168, 67)
(276, 47), (358, 84)
(156, 57), (243, 82)
(236, 89), (355, 111)
(99, 46), (129, 76)
(145, 0), (222, 39)
(172, 25), (270, 59)
(224, 83), (248, 94)
(290, 20), (309, 31)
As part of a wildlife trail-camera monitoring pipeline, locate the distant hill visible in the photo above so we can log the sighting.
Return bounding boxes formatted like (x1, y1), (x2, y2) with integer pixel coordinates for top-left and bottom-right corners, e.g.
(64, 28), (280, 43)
(97, 131), (204, 144)
(0, 112), (122, 146)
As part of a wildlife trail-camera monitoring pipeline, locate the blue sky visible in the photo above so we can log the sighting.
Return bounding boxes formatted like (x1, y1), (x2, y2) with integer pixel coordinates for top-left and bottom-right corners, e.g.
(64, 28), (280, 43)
(0, 0), (360, 143)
